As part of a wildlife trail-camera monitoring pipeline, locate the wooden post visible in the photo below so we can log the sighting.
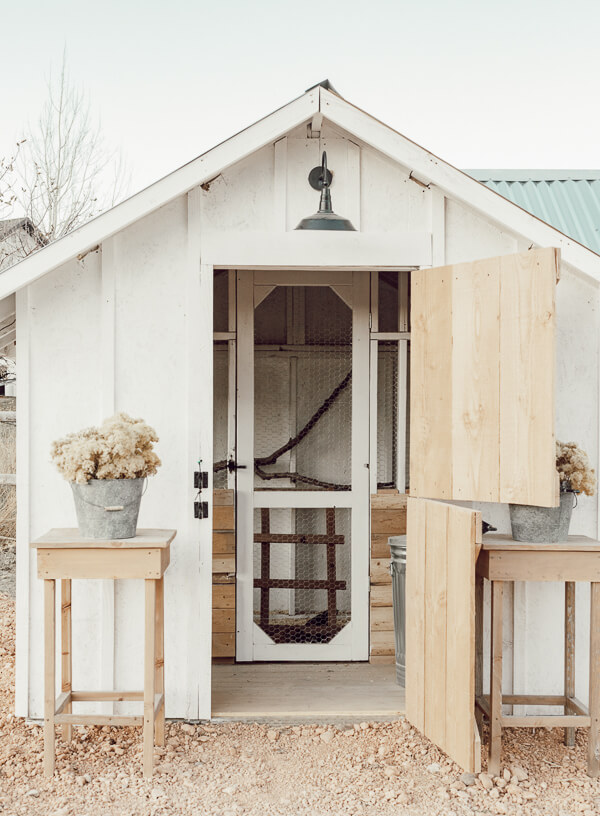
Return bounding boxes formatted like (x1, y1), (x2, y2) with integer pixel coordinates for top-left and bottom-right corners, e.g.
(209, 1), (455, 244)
(143, 580), (156, 778)
(155, 576), (165, 747)
(564, 581), (576, 747)
(489, 580), (503, 776)
(589, 582), (600, 776)
(260, 509), (270, 628)
(44, 579), (55, 777)
(326, 509), (337, 628)
(61, 579), (72, 743)
(475, 574), (484, 735)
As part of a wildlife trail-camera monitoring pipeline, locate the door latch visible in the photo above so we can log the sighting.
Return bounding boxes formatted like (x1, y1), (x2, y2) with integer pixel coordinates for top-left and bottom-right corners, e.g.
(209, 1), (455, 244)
(227, 458), (247, 473)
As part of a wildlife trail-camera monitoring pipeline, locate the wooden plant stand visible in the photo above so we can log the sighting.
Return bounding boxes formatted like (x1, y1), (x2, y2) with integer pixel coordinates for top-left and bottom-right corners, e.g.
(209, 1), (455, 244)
(476, 534), (600, 777)
(32, 528), (176, 778)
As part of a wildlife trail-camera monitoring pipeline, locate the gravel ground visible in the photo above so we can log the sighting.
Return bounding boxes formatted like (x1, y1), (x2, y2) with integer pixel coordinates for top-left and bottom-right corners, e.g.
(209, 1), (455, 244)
(1, 593), (600, 815)
(0, 547), (15, 599)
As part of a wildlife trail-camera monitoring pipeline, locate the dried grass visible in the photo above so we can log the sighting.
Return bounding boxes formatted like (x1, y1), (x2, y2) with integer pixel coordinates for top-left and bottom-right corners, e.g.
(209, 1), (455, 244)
(0, 486), (15, 542)
(0, 401), (16, 542)
(0, 420), (15, 475)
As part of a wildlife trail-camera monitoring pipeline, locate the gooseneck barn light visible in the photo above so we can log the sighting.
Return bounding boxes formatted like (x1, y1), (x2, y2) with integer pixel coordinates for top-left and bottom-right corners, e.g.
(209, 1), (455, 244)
(295, 151), (356, 231)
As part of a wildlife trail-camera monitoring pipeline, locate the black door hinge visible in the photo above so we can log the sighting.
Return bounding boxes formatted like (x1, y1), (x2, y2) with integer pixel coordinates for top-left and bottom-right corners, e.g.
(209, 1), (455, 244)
(194, 500), (209, 519)
(194, 470), (208, 489)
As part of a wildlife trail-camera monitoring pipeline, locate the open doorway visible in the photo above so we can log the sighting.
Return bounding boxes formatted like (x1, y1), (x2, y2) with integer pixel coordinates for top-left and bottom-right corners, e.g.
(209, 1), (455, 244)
(211, 268), (409, 717)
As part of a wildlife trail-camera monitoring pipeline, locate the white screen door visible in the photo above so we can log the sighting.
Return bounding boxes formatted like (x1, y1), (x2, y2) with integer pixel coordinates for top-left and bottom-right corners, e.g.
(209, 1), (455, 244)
(236, 270), (370, 661)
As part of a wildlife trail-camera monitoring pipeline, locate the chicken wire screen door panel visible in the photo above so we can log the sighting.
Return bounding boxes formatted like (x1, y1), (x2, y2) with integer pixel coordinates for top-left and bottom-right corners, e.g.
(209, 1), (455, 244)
(405, 497), (482, 773)
(410, 248), (558, 506)
(236, 271), (370, 661)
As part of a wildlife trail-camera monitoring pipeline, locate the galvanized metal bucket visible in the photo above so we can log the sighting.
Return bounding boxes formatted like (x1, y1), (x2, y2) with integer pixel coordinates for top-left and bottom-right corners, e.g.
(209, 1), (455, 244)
(389, 535), (407, 687)
(71, 478), (145, 539)
(509, 491), (575, 543)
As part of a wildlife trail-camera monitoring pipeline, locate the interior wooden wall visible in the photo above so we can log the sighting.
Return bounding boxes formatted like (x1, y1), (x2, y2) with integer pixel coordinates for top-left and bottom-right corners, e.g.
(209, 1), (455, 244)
(369, 492), (407, 663)
(213, 489), (235, 660)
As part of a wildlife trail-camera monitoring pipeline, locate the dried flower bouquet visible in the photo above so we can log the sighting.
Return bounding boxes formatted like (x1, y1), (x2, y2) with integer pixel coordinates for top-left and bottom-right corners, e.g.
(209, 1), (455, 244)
(556, 440), (596, 496)
(51, 413), (161, 484)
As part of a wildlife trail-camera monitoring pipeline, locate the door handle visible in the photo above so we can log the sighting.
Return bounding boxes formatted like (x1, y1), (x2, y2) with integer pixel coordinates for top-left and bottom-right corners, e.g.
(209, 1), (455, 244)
(227, 458), (248, 473)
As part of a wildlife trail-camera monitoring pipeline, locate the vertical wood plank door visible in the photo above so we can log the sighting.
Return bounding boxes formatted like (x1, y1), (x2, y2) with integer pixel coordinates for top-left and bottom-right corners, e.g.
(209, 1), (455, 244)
(410, 248), (558, 507)
(405, 497), (482, 773)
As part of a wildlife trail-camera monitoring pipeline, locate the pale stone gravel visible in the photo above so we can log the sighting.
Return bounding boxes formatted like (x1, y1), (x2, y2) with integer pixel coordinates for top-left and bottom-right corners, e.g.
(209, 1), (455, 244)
(0, 591), (599, 815)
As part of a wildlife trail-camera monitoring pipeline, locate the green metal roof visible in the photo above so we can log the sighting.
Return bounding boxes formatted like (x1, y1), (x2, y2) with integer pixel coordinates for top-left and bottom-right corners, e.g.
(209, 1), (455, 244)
(467, 171), (600, 255)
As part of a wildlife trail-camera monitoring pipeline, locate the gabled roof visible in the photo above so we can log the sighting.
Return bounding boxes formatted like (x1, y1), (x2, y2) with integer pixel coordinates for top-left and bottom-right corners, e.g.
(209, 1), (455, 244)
(2, 85), (600, 299)
(467, 171), (600, 256)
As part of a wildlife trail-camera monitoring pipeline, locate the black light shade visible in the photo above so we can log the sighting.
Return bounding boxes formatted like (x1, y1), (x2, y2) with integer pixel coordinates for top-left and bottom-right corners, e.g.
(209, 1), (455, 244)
(295, 152), (356, 231)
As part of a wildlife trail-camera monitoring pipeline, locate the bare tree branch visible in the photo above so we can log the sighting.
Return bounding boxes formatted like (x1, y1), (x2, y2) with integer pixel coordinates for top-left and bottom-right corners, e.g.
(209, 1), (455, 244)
(7, 50), (129, 250)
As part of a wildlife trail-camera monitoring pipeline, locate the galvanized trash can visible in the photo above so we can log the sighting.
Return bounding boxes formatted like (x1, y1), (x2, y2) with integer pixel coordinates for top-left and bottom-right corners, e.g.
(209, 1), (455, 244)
(389, 535), (407, 687)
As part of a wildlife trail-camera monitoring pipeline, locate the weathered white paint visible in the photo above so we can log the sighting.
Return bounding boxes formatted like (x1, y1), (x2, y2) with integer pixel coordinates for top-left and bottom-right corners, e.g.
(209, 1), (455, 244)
(20, 252), (103, 719)
(14, 90), (600, 718)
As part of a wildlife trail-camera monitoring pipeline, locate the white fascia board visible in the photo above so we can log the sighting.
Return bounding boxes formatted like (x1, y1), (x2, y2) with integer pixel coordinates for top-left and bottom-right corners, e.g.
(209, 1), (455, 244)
(202, 229), (431, 269)
(321, 89), (600, 283)
(0, 89), (320, 300)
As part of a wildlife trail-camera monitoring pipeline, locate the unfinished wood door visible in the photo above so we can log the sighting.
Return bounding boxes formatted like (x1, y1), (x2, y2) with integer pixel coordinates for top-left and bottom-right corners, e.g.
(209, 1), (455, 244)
(410, 247), (558, 506)
(236, 271), (371, 662)
(406, 497), (482, 772)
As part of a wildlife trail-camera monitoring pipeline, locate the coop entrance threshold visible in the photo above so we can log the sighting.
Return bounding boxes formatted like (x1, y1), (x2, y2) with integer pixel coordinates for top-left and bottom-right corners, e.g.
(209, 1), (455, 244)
(211, 662), (405, 720)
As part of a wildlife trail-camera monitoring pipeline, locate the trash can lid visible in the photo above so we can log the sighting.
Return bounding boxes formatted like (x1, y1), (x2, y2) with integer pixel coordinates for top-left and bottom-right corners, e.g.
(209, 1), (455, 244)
(388, 535), (407, 561)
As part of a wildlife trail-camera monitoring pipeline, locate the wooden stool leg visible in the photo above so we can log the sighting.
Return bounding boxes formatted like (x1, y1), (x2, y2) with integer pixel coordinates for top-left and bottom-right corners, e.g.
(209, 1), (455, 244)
(155, 576), (165, 747)
(588, 582), (600, 776)
(44, 579), (56, 777)
(61, 579), (72, 742)
(564, 581), (576, 747)
(475, 574), (484, 734)
(143, 579), (157, 778)
(489, 580), (503, 777)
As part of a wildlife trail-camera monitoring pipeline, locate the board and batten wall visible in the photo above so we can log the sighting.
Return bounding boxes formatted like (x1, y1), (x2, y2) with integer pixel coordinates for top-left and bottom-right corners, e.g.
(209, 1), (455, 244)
(16, 194), (214, 721)
(14, 116), (600, 718)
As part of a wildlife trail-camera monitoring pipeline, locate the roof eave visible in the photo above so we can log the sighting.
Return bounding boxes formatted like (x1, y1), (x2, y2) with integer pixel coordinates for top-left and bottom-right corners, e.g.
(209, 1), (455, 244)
(0, 86), (320, 300)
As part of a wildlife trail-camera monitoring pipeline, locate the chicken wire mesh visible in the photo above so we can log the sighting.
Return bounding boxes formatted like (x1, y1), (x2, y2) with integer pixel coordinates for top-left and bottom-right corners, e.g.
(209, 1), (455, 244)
(377, 341), (398, 490)
(251, 285), (353, 645)
(254, 286), (352, 491)
(376, 340), (410, 492)
(213, 342), (229, 490)
(253, 507), (351, 644)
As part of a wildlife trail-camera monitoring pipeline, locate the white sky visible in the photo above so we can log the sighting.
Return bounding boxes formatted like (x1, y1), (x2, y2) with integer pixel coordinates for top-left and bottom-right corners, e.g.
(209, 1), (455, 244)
(2, 0), (600, 196)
